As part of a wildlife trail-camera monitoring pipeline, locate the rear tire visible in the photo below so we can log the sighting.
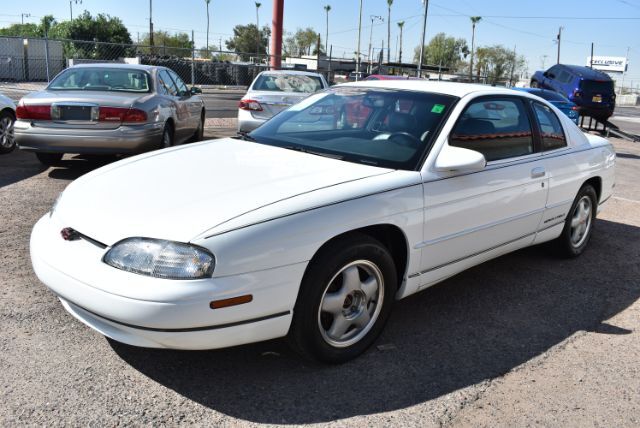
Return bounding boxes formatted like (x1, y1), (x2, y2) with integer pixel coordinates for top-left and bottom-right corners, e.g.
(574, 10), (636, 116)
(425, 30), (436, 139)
(35, 152), (63, 167)
(161, 122), (174, 148)
(0, 110), (16, 154)
(553, 184), (597, 258)
(288, 233), (397, 364)
(192, 112), (205, 142)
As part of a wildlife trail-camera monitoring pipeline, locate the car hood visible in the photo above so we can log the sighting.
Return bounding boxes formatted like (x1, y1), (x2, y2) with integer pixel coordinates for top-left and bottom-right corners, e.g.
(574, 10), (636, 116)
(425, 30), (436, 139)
(54, 138), (393, 245)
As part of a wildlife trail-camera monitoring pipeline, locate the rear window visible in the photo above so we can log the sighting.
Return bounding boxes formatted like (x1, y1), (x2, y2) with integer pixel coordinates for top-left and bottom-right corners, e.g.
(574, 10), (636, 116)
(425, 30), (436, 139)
(535, 91), (570, 103)
(48, 68), (150, 93)
(252, 74), (324, 93)
(580, 80), (614, 93)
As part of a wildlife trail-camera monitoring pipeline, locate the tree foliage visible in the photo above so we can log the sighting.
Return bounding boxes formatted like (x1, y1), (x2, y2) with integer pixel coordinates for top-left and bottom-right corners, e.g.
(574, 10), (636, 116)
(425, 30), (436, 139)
(225, 24), (270, 60)
(0, 15), (59, 38)
(140, 31), (193, 56)
(474, 45), (526, 84)
(414, 32), (468, 71)
(284, 28), (322, 57)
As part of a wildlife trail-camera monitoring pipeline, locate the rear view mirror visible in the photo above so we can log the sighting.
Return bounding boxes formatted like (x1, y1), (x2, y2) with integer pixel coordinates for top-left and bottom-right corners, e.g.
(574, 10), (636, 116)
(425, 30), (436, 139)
(435, 145), (486, 173)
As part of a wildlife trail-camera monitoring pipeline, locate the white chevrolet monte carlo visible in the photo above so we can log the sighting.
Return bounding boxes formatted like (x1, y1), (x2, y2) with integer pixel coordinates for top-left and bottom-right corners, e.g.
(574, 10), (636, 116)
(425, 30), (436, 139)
(31, 81), (615, 363)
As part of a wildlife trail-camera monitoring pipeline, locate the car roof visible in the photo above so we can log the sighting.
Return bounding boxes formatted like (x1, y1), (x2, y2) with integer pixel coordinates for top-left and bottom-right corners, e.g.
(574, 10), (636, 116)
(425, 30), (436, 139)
(69, 63), (158, 72)
(258, 70), (325, 78)
(512, 87), (571, 102)
(338, 80), (530, 98)
(558, 64), (612, 80)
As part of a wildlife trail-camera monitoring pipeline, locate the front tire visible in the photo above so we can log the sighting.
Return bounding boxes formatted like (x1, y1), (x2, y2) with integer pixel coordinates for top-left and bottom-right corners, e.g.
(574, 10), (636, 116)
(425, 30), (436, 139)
(35, 152), (63, 166)
(192, 112), (205, 142)
(0, 110), (16, 154)
(553, 184), (597, 257)
(288, 233), (397, 363)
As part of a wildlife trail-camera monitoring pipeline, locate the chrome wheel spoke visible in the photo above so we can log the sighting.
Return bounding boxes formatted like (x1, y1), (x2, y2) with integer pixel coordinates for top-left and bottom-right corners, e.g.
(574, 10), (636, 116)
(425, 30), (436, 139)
(321, 292), (345, 315)
(341, 265), (361, 292)
(570, 195), (593, 247)
(360, 277), (378, 301)
(328, 314), (351, 339)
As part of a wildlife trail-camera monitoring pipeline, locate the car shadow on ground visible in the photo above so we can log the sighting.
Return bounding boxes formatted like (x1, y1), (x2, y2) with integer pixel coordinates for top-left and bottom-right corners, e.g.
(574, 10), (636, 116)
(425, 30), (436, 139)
(110, 218), (640, 425)
(0, 150), (47, 189)
(47, 155), (120, 180)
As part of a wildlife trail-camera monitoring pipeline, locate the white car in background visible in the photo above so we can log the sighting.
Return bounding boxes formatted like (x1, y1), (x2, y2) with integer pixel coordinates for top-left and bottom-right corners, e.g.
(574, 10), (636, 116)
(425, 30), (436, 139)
(0, 92), (16, 154)
(237, 70), (329, 133)
(31, 81), (615, 363)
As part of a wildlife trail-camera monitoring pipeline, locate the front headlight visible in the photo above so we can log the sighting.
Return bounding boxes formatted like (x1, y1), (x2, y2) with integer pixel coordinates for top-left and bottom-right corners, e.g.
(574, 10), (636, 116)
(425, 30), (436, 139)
(103, 238), (215, 280)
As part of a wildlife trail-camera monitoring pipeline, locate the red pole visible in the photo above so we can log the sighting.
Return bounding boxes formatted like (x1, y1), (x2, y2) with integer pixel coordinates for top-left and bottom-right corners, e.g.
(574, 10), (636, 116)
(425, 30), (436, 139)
(270, 0), (284, 69)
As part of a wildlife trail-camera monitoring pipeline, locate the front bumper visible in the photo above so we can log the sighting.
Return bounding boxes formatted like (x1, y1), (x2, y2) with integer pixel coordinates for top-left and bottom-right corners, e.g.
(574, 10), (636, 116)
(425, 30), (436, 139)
(15, 120), (164, 154)
(30, 214), (305, 350)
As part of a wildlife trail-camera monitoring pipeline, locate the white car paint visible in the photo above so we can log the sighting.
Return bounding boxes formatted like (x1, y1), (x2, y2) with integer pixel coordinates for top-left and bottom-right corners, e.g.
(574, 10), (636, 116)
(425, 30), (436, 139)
(30, 81), (615, 351)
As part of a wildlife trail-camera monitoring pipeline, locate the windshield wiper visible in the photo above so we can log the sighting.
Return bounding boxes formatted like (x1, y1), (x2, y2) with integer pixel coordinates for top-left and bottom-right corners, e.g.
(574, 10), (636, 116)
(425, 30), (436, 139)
(234, 133), (257, 142)
(282, 145), (343, 160)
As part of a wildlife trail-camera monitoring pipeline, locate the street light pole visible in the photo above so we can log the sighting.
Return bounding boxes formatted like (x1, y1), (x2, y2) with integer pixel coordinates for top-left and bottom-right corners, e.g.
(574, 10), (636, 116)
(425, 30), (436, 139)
(149, 0), (154, 47)
(69, 0), (82, 22)
(368, 15), (383, 74)
(417, 0), (429, 78)
(356, 0), (363, 80)
(556, 26), (563, 64)
(21, 13), (30, 25)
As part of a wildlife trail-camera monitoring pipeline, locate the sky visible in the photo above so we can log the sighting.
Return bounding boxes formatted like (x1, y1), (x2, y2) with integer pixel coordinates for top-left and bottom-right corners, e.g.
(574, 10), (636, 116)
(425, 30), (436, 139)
(1, 0), (639, 85)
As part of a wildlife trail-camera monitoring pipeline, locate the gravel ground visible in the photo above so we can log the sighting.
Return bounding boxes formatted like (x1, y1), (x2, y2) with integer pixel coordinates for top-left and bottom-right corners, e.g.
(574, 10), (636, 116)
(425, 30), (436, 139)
(0, 136), (639, 426)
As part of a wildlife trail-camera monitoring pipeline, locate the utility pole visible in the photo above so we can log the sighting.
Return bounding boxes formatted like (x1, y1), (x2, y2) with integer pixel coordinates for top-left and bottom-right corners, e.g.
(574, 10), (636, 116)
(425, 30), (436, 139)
(356, 0), (363, 80)
(590, 42), (594, 68)
(620, 46), (630, 95)
(324, 5), (331, 63)
(397, 21), (404, 64)
(270, 0), (284, 70)
(556, 26), (563, 64)
(417, 0), (429, 78)
(509, 45), (517, 86)
(149, 0), (154, 48)
(368, 15), (383, 74)
(21, 13), (30, 25)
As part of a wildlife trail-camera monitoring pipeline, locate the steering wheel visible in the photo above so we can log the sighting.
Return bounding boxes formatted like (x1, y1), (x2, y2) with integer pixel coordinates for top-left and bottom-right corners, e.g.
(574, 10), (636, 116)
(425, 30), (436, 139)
(388, 132), (421, 148)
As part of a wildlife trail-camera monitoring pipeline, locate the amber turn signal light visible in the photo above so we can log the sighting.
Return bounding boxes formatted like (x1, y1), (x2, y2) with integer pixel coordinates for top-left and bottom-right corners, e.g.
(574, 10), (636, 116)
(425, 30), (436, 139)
(210, 294), (253, 309)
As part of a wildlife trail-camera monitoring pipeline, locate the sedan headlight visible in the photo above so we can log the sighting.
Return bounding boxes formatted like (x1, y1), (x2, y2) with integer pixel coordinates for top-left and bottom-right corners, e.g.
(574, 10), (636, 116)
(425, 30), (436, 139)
(103, 238), (215, 280)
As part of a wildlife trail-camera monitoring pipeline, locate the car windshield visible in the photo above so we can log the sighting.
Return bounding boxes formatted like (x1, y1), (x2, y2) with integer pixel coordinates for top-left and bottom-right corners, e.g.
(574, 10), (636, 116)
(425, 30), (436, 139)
(252, 74), (323, 93)
(48, 68), (151, 93)
(247, 87), (457, 170)
(580, 80), (614, 93)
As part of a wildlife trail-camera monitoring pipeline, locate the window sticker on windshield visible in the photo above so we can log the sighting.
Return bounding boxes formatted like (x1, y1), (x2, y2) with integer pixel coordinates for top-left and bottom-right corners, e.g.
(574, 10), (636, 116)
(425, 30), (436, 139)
(431, 104), (445, 114)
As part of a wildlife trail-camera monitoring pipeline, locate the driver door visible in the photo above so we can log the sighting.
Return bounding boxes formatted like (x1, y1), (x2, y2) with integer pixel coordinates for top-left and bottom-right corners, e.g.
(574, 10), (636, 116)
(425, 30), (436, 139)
(418, 96), (548, 287)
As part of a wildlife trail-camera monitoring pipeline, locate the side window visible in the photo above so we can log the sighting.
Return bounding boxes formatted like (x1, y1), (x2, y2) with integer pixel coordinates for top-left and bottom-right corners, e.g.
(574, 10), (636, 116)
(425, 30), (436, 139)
(558, 70), (572, 83)
(532, 102), (567, 151)
(158, 70), (178, 96)
(450, 98), (534, 162)
(547, 65), (561, 79)
(169, 70), (188, 96)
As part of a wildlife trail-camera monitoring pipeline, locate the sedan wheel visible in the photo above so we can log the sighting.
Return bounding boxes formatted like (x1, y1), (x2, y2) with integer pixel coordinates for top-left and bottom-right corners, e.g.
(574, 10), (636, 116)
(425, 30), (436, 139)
(0, 111), (16, 154)
(318, 260), (385, 348)
(289, 233), (397, 363)
(554, 184), (597, 257)
(162, 123), (174, 148)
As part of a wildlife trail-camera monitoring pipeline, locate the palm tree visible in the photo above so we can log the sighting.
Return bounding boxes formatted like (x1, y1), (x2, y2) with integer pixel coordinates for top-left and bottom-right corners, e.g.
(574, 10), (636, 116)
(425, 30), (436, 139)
(205, 0), (211, 56)
(397, 20), (404, 63)
(469, 16), (481, 81)
(386, 0), (393, 63)
(324, 5), (331, 56)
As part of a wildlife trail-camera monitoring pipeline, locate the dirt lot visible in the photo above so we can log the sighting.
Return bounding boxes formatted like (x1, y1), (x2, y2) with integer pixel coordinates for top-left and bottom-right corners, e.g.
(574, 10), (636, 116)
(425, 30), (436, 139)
(1, 136), (639, 426)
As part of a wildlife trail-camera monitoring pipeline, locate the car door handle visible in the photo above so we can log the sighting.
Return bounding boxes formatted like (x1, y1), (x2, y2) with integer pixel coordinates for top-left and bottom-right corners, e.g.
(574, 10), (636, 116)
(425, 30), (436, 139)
(531, 167), (546, 179)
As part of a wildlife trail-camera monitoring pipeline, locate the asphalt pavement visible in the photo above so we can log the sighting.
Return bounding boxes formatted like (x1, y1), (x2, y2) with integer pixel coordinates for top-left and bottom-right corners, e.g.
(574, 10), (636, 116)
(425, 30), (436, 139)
(0, 125), (639, 425)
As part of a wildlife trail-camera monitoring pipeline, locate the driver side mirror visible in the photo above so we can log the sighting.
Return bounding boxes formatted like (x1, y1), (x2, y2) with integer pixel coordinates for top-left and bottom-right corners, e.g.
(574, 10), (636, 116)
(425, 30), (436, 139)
(435, 144), (486, 173)
(190, 86), (203, 95)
